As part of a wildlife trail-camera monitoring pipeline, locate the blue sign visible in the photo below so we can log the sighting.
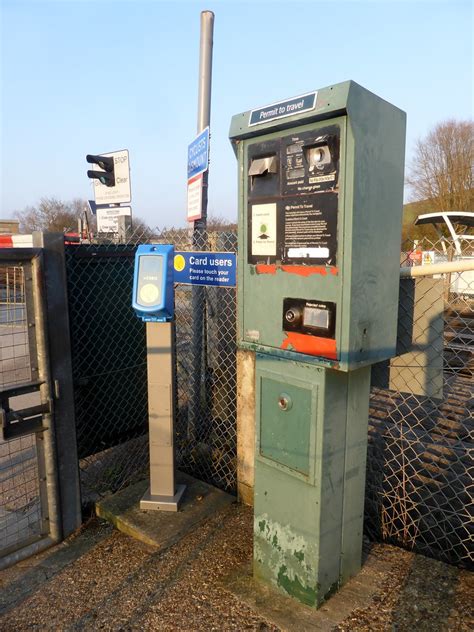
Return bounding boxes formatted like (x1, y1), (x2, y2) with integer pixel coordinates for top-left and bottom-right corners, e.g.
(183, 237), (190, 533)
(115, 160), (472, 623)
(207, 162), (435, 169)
(187, 127), (210, 179)
(174, 251), (236, 287)
(249, 92), (317, 127)
(88, 200), (98, 215)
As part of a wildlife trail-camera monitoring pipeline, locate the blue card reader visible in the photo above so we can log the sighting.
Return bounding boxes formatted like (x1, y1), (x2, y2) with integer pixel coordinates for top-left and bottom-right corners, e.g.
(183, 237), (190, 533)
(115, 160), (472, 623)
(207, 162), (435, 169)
(132, 244), (174, 322)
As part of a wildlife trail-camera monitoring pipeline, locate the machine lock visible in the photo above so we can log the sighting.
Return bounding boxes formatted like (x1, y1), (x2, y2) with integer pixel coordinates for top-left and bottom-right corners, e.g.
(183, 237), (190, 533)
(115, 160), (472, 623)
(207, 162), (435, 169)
(278, 393), (293, 411)
(284, 306), (303, 325)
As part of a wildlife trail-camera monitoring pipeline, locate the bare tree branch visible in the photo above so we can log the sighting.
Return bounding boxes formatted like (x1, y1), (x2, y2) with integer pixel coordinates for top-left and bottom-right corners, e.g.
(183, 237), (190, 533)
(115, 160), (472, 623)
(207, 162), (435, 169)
(406, 119), (473, 212)
(14, 197), (88, 233)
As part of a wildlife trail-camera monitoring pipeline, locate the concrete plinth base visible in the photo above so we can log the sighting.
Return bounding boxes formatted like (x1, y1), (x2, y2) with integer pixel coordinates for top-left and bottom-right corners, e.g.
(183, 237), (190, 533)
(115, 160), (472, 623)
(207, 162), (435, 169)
(95, 471), (234, 550)
(140, 484), (186, 512)
(223, 543), (392, 632)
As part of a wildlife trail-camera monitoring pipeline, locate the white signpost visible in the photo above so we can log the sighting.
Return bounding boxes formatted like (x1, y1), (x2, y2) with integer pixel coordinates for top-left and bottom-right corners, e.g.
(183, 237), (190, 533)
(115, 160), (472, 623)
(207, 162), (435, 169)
(96, 206), (132, 234)
(92, 149), (131, 205)
(187, 174), (203, 222)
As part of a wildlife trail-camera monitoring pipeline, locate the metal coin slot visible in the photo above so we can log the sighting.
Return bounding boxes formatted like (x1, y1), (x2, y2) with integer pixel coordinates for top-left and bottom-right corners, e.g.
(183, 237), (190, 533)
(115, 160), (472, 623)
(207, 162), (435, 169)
(305, 144), (331, 171)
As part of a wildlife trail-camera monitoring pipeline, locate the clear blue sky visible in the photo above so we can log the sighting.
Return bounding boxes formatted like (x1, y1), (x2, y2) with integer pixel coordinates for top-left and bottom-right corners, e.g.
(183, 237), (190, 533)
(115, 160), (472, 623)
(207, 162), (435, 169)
(1, 0), (472, 228)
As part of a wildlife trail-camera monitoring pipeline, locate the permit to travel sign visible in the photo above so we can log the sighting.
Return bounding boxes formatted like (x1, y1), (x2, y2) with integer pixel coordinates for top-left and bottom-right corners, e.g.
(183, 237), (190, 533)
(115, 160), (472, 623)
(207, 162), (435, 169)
(248, 92), (317, 126)
(173, 251), (236, 287)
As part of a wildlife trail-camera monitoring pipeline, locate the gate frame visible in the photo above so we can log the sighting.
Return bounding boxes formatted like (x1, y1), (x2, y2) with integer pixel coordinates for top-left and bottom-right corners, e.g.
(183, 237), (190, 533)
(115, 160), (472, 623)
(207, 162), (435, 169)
(32, 233), (81, 539)
(0, 236), (81, 569)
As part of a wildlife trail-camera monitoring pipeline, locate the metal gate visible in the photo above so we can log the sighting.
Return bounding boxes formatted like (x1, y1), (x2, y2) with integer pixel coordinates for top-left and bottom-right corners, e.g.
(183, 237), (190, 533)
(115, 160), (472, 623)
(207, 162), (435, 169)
(64, 229), (238, 500)
(0, 249), (61, 569)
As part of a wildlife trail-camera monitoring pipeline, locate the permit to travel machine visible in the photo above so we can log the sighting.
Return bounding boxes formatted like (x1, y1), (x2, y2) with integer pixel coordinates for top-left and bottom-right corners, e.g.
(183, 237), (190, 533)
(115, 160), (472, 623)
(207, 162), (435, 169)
(229, 81), (406, 606)
(132, 244), (185, 511)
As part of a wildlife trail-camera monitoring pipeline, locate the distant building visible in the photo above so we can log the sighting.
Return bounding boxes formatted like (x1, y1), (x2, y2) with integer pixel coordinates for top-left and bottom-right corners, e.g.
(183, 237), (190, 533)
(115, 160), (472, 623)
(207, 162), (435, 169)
(0, 219), (20, 234)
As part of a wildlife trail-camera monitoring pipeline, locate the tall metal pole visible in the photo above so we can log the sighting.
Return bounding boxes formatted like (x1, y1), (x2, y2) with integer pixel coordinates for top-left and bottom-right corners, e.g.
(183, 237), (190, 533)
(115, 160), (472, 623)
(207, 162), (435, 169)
(195, 9), (214, 229)
(189, 11), (214, 442)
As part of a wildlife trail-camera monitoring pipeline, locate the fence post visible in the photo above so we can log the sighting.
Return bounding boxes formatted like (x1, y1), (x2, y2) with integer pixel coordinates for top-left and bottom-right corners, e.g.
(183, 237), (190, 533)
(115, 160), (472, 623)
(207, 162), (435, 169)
(32, 232), (82, 536)
(189, 11), (214, 441)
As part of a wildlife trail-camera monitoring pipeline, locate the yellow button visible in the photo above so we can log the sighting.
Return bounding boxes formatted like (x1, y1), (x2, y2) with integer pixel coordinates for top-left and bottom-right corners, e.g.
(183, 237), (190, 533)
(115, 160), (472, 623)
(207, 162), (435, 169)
(140, 283), (160, 304)
(174, 254), (186, 272)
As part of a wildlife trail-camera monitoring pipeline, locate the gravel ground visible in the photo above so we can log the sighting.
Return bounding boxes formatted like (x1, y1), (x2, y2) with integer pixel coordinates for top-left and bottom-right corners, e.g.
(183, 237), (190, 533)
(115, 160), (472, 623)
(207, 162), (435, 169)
(336, 542), (473, 632)
(1, 503), (472, 631)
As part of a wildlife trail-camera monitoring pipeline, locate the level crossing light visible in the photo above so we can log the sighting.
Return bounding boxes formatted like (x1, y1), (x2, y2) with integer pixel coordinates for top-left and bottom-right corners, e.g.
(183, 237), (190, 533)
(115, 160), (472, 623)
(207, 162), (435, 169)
(86, 154), (115, 187)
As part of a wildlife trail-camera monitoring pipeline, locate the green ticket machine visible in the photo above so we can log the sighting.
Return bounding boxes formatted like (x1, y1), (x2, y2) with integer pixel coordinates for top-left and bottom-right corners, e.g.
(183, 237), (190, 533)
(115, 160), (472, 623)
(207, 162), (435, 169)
(229, 81), (406, 606)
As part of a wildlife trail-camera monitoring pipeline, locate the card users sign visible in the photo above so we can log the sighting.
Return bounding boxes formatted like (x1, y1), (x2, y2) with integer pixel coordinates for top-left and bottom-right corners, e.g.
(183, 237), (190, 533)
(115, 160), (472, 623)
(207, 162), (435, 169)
(174, 251), (236, 287)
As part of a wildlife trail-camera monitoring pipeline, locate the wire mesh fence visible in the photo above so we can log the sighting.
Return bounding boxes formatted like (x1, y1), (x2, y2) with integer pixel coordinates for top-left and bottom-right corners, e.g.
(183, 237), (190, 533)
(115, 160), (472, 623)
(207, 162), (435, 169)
(366, 236), (473, 569)
(0, 264), (43, 556)
(64, 228), (472, 569)
(64, 226), (237, 504)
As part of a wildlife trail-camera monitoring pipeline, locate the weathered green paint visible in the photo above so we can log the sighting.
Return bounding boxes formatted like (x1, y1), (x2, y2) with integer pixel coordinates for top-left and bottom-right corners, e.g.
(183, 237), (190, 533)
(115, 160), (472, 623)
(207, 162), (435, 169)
(277, 565), (317, 607)
(254, 511), (319, 604)
(259, 375), (313, 475)
(253, 360), (371, 607)
(230, 82), (405, 608)
(272, 534), (281, 550)
(230, 80), (406, 372)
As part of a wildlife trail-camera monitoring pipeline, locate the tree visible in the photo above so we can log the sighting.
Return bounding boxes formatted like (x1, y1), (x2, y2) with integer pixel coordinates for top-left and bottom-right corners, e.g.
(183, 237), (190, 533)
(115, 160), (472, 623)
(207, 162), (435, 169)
(406, 119), (473, 212)
(130, 215), (155, 241)
(14, 197), (87, 233)
(206, 214), (237, 231)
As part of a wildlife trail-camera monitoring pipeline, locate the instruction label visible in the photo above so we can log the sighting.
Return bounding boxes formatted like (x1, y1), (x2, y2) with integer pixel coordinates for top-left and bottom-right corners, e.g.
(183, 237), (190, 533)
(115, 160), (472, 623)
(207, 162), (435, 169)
(97, 206), (131, 234)
(251, 203), (277, 257)
(282, 126), (340, 196)
(173, 251), (236, 287)
(282, 195), (338, 265)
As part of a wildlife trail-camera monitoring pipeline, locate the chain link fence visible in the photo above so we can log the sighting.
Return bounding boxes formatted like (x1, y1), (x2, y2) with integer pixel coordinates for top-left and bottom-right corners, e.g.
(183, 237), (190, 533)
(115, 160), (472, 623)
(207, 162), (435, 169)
(366, 236), (473, 569)
(64, 228), (472, 569)
(0, 264), (44, 556)
(64, 226), (237, 504)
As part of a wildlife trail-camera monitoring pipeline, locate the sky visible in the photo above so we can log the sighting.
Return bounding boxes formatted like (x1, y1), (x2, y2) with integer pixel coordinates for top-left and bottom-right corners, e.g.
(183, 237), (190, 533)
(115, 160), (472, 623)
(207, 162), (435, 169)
(1, 0), (472, 229)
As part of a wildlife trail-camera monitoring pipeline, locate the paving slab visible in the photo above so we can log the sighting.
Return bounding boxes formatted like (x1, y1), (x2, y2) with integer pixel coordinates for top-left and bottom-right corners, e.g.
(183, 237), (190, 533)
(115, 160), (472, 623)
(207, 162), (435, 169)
(95, 471), (235, 550)
(222, 545), (405, 632)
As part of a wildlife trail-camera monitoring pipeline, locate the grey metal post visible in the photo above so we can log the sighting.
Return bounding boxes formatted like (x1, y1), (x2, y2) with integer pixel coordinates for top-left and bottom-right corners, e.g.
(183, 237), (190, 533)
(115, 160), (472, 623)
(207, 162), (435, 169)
(31, 253), (63, 543)
(140, 321), (185, 512)
(117, 214), (132, 243)
(32, 232), (81, 537)
(189, 10), (214, 441)
(194, 10), (214, 224)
